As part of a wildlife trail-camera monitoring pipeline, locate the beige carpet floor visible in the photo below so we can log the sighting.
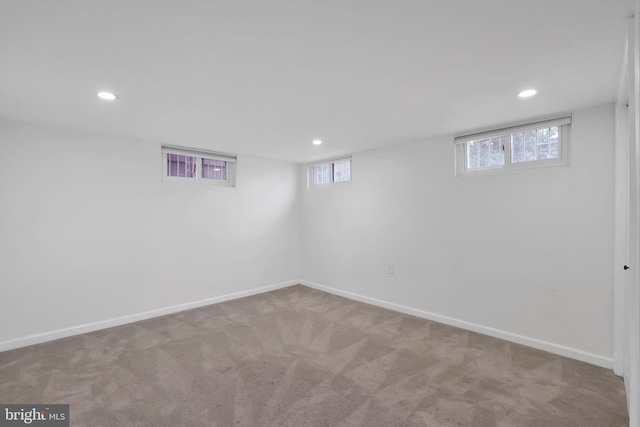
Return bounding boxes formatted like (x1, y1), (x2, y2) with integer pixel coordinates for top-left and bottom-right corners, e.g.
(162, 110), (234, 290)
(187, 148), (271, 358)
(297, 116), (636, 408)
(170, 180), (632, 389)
(0, 284), (628, 426)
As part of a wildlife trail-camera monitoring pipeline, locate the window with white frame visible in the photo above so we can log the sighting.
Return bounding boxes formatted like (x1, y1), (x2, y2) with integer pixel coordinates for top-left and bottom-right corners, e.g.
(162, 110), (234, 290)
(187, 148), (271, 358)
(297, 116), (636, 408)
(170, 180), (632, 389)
(162, 145), (236, 186)
(309, 157), (352, 187)
(454, 115), (571, 176)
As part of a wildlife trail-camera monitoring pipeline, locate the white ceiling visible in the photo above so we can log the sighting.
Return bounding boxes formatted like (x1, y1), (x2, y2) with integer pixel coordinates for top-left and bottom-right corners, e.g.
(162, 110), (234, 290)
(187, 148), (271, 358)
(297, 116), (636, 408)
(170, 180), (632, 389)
(0, 1), (634, 163)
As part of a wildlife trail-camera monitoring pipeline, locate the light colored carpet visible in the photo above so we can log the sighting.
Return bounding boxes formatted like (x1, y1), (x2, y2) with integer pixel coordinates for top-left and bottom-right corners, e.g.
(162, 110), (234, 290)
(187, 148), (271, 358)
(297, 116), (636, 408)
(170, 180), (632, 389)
(0, 284), (628, 426)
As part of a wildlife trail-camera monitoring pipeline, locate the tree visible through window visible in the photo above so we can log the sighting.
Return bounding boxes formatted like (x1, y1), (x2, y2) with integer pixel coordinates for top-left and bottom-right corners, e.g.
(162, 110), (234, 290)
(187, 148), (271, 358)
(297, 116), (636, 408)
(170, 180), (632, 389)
(510, 127), (559, 163)
(316, 164), (331, 185)
(466, 136), (505, 169)
(310, 158), (352, 187)
(333, 159), (351, 182)
(455, 116), (570, 176)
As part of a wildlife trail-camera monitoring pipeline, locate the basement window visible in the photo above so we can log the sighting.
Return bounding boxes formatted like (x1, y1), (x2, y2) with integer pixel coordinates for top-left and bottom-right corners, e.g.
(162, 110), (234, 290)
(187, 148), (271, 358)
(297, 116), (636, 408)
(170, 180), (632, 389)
(454, 115), (571, 176)
(309, 157), (352, 187)
(162, 145), (236, 186)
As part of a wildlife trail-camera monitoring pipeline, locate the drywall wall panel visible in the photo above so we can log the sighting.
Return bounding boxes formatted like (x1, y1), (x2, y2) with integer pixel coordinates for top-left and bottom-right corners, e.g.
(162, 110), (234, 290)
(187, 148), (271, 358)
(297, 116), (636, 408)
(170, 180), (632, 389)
(300, 104), (615, 363)
(0, 119), (300, 345)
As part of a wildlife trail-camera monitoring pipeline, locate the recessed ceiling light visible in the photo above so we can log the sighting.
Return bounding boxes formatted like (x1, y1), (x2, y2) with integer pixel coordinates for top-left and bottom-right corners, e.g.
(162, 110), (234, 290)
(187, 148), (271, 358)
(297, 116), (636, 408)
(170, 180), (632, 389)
(518, 89), (537, 98)
(97, 91), (118, 101)
(312, 139), (322, 145)
(213, 168), (221, 171)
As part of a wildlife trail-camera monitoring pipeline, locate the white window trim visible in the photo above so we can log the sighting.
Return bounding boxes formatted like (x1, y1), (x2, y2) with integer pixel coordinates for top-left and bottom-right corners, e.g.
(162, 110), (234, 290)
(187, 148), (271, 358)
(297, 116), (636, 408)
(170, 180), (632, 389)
(307, 156), (352, 189)
(454, 114), (571, 177)
(161, 145), (237, 186)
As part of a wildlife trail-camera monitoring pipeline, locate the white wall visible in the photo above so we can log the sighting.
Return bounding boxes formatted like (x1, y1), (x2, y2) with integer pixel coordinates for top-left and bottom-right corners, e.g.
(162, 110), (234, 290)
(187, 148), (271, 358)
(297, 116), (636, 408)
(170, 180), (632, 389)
(0, 104), (619, 369)
(0, 119), (300, 346)
(300, 104), (615, 366)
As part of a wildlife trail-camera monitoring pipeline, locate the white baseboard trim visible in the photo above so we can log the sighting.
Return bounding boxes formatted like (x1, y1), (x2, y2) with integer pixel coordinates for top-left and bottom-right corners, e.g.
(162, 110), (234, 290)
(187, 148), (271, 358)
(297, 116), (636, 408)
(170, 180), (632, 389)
(0, 280), (298, 353)
(2, 279), (614, 370)
(300, 280), (613, 370)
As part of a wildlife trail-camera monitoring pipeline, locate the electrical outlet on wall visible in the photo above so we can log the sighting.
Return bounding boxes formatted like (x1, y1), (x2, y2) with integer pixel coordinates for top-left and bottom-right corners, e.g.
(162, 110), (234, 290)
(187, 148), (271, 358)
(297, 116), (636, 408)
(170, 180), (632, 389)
(387, 263), (394, 274)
